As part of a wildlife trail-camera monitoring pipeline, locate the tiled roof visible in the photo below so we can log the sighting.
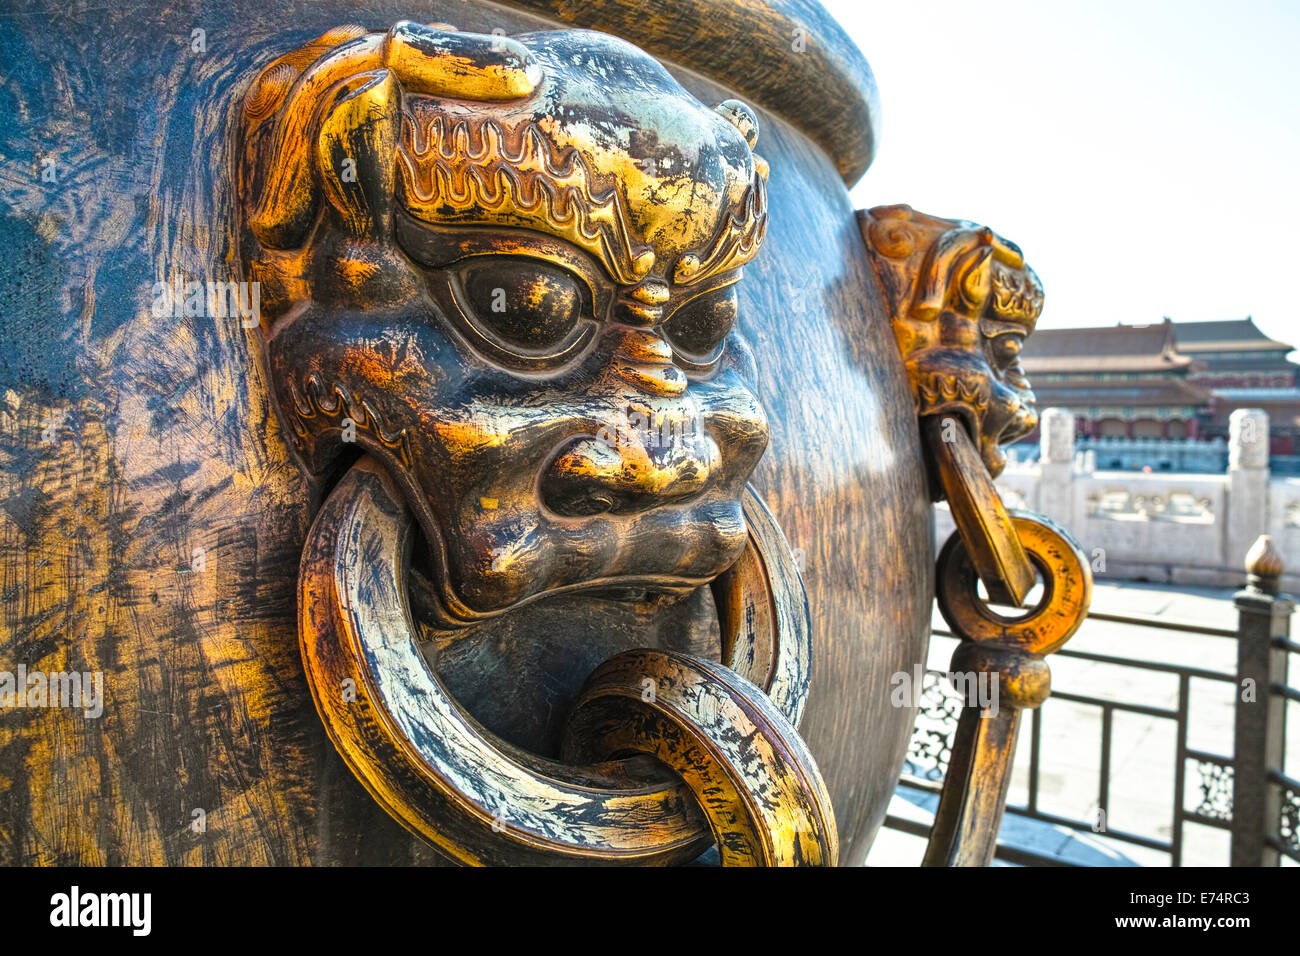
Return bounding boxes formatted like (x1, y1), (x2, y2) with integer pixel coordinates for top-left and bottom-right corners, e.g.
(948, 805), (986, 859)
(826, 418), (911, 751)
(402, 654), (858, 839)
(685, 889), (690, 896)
(1023, 317), (1294, 373)
(1172, 317), (1293, 353)
(1021, 320), (1196, 373)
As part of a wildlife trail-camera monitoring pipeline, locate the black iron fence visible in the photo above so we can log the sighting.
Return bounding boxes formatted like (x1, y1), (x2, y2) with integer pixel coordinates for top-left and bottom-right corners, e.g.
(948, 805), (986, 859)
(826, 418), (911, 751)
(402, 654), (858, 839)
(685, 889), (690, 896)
(883, 567), (1300, 866)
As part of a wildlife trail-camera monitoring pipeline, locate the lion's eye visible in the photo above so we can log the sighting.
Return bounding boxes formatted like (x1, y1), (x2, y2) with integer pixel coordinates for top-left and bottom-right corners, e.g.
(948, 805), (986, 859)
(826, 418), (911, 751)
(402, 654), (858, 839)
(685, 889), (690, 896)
(662, 286), (738, 362)
(459, 259), (584, 353)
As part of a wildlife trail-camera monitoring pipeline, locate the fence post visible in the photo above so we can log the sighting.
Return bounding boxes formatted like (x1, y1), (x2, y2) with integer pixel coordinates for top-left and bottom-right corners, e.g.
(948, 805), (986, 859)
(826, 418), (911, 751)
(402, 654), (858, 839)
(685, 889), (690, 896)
(1230, 534), (1291, 866)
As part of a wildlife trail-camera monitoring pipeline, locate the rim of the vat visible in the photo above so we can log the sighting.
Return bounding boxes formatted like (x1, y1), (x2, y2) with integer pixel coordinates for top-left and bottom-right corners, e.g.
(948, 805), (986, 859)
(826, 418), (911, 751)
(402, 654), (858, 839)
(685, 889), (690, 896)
(500, 0), (880, 187)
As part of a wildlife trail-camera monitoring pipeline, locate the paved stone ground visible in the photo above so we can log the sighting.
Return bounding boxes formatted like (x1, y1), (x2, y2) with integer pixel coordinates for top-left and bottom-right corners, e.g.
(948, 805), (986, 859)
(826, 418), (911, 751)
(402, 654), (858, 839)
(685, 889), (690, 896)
(866, 580), (1300, 867)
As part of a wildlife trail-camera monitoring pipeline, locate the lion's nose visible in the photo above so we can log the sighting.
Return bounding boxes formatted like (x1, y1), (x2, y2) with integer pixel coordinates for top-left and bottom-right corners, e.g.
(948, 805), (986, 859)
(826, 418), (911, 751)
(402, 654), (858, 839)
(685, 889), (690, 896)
(606, 325), (686, 397)
(540, 424), (718, 517)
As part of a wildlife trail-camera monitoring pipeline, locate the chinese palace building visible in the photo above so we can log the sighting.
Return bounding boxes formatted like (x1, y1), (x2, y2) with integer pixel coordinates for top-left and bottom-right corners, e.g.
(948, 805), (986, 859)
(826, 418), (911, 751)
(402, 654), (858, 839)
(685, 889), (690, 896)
(1020, 318), (1300, 468)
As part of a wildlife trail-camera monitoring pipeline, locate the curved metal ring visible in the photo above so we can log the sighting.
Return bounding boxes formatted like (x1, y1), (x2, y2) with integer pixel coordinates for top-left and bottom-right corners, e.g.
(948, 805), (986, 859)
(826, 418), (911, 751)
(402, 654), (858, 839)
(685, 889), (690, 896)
(298, 457), (815, 864)
(562, 648), (838, 866)
(935, 509), (1093, 655)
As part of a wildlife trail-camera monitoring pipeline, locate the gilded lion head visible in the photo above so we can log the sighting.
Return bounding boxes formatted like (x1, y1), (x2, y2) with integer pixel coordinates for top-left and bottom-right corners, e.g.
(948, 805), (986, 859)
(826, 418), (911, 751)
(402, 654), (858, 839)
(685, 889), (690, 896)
(236, 23), (772, 627)
(860, 203), (1041, 481)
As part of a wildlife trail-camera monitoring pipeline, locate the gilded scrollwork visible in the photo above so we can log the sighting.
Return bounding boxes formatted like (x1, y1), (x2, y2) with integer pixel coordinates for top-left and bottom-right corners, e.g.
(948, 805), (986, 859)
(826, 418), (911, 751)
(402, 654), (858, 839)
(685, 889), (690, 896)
(287, 374), (413, 468)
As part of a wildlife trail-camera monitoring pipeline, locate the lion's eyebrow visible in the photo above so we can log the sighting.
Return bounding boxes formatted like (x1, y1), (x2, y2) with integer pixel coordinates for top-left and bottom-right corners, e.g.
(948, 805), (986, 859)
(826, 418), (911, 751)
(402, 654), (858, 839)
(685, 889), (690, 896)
(398, 113), (655, 287)
(243, 24), (543, 251)
(672, 171), (768, 289)
(397, 110), (769, 292)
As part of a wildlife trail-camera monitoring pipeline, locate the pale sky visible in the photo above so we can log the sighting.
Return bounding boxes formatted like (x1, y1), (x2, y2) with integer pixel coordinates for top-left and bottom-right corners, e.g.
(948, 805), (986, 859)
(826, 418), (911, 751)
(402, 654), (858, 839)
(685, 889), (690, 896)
(823, 0), (1300, 347)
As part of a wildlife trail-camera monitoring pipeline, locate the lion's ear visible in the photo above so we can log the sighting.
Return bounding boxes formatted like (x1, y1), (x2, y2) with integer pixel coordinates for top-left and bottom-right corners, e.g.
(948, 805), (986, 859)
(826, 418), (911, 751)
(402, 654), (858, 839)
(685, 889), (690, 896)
(246, 24), (539, 251)
(316, 70), (399, 244)
(247, 34), (387, 249)
(911, 228), (989, 319)
(958, 247), (994, 313)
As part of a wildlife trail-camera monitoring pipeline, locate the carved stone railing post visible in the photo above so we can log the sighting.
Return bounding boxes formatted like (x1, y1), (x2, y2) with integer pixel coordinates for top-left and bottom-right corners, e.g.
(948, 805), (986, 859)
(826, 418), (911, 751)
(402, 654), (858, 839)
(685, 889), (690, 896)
(1038, 407), (1075, 530)
(1231, 534), (1291, 866)
(1228, 409), (1270, 579)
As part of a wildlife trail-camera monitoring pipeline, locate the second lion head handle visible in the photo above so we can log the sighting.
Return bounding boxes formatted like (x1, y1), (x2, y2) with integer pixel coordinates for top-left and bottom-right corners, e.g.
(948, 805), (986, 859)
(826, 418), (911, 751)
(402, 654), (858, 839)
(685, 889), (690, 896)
(860, 203), (1093, 866)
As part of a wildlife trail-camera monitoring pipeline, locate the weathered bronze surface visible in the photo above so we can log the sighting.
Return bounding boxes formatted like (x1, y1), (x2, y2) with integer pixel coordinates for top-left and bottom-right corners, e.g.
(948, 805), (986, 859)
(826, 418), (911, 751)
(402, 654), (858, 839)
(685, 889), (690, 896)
(924, 415), (1035, 607)
(565, 648), (837, 866)
(0, 0), (939, 867)
(506, 0), (882, 185)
